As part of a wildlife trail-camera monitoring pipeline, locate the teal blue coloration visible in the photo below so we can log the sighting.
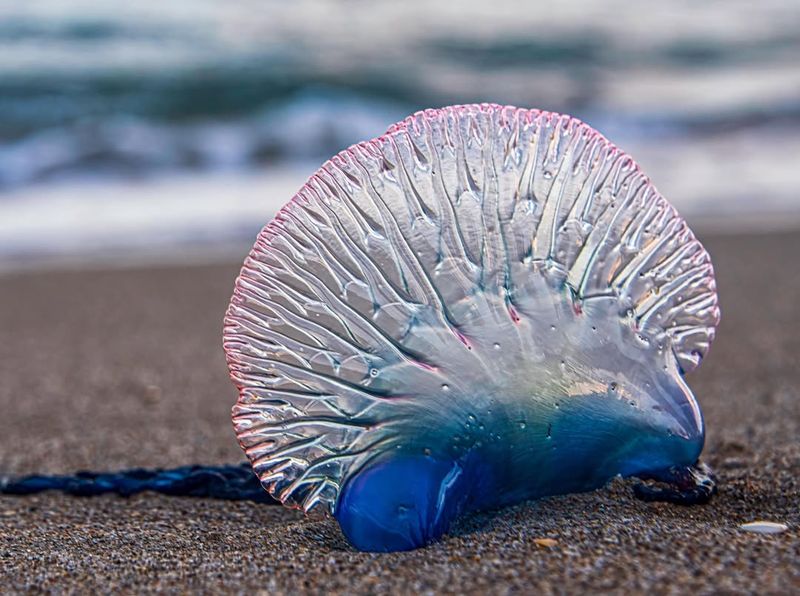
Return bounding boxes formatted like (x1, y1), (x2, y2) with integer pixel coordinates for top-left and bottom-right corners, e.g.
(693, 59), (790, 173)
(335, 392), (704, 551)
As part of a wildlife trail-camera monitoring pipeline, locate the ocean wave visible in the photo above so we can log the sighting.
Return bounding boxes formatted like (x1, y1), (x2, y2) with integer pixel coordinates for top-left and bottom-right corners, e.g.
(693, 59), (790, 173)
(0, 1), (798, 169)
(1, 84), (799, 190)
(0, 91), (406, 188)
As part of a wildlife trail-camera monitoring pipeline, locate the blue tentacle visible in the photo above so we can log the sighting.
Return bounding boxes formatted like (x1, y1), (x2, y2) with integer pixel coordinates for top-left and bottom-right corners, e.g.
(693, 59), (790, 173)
(0, 464), (275, 503)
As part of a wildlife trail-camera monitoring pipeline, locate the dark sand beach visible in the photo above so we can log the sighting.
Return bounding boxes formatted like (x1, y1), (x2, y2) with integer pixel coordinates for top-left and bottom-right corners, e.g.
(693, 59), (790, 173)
(1, 230), (798, 594)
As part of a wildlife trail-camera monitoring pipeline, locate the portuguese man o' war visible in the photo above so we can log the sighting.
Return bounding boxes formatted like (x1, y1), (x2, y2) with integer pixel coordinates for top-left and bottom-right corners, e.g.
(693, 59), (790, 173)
(223, 104), (721, 552)
(0, 104), (720, 553)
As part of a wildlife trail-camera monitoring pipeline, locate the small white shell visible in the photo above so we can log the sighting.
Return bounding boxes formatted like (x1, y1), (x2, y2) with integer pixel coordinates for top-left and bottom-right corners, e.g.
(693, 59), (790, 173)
(739, 521), (789, 534)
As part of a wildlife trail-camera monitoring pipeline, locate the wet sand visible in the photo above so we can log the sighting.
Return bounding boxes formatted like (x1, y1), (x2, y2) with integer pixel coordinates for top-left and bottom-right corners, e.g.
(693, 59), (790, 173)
(1, 230), (799, 593)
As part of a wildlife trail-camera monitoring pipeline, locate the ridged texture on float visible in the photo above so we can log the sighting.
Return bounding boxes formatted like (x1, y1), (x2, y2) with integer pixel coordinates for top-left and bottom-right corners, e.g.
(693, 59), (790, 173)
(223, 104), (719, 513)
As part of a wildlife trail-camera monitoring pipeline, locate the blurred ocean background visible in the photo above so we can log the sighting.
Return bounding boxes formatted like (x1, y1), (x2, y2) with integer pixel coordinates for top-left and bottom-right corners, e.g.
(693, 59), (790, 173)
(1, 0), (799, 269)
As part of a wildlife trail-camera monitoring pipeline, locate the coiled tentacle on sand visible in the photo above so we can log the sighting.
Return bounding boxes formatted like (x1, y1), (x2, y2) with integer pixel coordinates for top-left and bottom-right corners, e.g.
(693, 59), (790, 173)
(1, 464), (272, 502)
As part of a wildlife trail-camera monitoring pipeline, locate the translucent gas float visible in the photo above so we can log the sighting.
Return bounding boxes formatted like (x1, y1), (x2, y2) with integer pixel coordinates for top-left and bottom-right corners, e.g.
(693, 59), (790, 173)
(223, 104), (720, 552)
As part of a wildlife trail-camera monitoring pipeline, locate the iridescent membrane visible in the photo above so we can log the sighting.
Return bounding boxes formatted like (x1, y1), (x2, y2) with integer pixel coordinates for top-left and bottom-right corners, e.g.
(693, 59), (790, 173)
(224, 104), (720, 552)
